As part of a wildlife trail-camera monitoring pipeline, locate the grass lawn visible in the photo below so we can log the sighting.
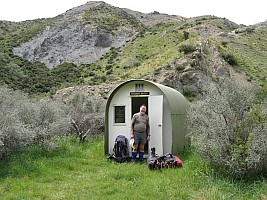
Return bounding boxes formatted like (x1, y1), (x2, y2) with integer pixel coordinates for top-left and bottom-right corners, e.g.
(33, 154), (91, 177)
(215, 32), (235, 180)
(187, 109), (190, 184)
(0, 136), (266, 200)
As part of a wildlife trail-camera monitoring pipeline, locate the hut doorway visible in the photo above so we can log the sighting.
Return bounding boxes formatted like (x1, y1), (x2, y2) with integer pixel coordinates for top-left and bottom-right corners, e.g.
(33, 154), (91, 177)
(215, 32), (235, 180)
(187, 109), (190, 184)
(131, 97), (149, 154)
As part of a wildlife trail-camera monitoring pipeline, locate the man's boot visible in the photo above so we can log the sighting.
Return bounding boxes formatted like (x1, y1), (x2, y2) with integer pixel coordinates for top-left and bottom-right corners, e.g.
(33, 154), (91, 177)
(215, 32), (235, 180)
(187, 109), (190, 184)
(132, 152), (137, 163)
(139, 152), (144, 163)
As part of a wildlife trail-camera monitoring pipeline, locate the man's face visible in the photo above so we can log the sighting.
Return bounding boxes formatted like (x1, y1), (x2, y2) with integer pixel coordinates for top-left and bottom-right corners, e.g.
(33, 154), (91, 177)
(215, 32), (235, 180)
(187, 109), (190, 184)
(140, 106), (147, 113)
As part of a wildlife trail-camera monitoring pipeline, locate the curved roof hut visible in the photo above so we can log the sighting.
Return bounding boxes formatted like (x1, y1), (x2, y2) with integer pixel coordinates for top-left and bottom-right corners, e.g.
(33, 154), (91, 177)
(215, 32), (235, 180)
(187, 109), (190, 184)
(104, 79), (189, 156)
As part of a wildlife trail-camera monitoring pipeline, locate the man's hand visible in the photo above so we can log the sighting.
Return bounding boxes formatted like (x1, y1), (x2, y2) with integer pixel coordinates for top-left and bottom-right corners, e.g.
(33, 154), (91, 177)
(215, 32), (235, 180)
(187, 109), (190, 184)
(147, 135), (151, 142)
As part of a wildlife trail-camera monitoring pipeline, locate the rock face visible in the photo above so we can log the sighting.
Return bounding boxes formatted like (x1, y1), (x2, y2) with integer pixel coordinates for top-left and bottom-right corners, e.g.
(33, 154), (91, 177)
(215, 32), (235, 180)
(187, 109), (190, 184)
(11, 1), (185, 69)
(12, 2), (136, 69)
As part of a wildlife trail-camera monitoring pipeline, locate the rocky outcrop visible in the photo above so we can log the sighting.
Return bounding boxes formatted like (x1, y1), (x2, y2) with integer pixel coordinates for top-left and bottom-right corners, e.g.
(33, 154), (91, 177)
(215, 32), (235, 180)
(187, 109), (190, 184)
(12, 2), (137, 69)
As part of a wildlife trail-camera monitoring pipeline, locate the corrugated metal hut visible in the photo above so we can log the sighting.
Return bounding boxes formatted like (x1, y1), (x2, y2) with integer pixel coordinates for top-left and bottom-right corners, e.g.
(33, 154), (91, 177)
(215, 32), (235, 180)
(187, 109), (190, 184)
(104, 79), (189, 157)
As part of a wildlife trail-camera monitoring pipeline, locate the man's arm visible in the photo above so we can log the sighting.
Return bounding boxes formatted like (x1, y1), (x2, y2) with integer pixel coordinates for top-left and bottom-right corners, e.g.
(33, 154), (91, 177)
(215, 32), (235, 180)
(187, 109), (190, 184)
(130, 114), (136, 138)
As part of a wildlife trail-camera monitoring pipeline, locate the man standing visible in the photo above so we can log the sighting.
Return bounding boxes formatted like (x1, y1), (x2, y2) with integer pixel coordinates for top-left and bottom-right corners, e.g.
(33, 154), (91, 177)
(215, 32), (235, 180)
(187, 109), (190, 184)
(130, 104), (150, 163)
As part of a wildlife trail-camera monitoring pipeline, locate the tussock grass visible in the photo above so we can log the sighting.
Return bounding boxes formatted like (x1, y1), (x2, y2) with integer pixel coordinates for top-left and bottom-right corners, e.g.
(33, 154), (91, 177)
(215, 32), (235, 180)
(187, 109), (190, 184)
(0, 136), (266, 200)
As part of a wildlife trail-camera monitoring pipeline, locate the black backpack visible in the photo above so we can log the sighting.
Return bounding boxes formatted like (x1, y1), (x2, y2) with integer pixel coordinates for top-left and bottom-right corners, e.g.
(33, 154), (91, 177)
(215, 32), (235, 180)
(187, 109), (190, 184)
(112, 135), (129, 162)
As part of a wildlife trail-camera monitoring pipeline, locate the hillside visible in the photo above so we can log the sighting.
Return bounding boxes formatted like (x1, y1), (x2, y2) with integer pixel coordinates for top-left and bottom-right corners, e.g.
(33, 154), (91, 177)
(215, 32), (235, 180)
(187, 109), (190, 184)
(12, 2), (145, 69)
(0, 1), (266, 97)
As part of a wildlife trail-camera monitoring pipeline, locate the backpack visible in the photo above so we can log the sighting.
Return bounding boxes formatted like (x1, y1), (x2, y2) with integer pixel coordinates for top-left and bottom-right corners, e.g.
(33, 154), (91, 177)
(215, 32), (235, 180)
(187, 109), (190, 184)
(147, 147), (160, 170)
(147, 147), (183, 170)
(112, 135), (129, 162)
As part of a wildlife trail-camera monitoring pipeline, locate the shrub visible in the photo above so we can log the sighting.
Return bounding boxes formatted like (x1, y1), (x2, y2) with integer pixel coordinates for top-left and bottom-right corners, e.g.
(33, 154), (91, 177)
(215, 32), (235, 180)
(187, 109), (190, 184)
(179, 44), (196, 54)
(221, 41), (228, 47)
(175, 64), (185, 71)
(182, 87), (196, 101)
(0, 86), (70, 157)
(183, 31), (189, 40)
(64, 92), (105, 142)
(221, 52), (238, 66)
(186, 78), (267, 178)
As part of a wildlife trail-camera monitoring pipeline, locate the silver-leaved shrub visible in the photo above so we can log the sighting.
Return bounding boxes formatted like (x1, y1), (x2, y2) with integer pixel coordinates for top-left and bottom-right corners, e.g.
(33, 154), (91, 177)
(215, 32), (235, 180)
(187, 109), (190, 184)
(187, 78), (267, 178)
(64, 92), (105, 142)
(0, 86), (70, 157)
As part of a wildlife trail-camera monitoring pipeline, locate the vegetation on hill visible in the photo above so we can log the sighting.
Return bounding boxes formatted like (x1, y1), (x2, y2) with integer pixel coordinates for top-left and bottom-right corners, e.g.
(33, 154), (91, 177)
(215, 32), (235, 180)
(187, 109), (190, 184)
(82, 3), (146, 33)
(225, 24), (267, 85)
(80, 25), (191, 84)
(0, 3), (266, 96)
(0, 19), (79, 94)
(0, 20), (51, 94)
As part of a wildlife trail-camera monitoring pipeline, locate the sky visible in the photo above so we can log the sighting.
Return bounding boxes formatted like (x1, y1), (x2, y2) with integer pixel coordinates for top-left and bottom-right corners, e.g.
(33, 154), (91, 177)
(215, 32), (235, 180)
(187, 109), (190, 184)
(0, 0), (266, 25)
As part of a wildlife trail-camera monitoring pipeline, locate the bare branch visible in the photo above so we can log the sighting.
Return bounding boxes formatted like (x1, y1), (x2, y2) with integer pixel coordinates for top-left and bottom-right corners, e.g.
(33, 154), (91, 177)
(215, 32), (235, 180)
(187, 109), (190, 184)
(71, 119), (82, 137)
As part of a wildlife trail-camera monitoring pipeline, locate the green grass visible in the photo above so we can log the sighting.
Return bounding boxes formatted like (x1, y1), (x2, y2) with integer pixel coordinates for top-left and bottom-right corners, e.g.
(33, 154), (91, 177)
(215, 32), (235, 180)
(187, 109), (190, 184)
(0, 136), (266, 200)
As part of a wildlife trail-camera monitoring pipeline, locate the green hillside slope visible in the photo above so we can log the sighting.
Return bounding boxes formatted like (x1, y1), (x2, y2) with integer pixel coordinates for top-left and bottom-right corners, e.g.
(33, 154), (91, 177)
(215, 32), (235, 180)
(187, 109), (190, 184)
(0, 3), (266, 95)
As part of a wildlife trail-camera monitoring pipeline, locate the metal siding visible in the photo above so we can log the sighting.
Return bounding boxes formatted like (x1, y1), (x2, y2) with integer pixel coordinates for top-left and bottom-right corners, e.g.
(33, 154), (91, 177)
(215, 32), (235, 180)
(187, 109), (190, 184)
(171, 115), (187, 154)
(153, 82), (188, 115)
(152, 81), (189, 154)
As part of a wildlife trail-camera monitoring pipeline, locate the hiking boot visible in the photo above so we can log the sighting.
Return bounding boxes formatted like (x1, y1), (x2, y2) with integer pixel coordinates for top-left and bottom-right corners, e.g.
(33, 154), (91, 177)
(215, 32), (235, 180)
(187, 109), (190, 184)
(139, 152), (144, 164)
(131, 152), (137, 163)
